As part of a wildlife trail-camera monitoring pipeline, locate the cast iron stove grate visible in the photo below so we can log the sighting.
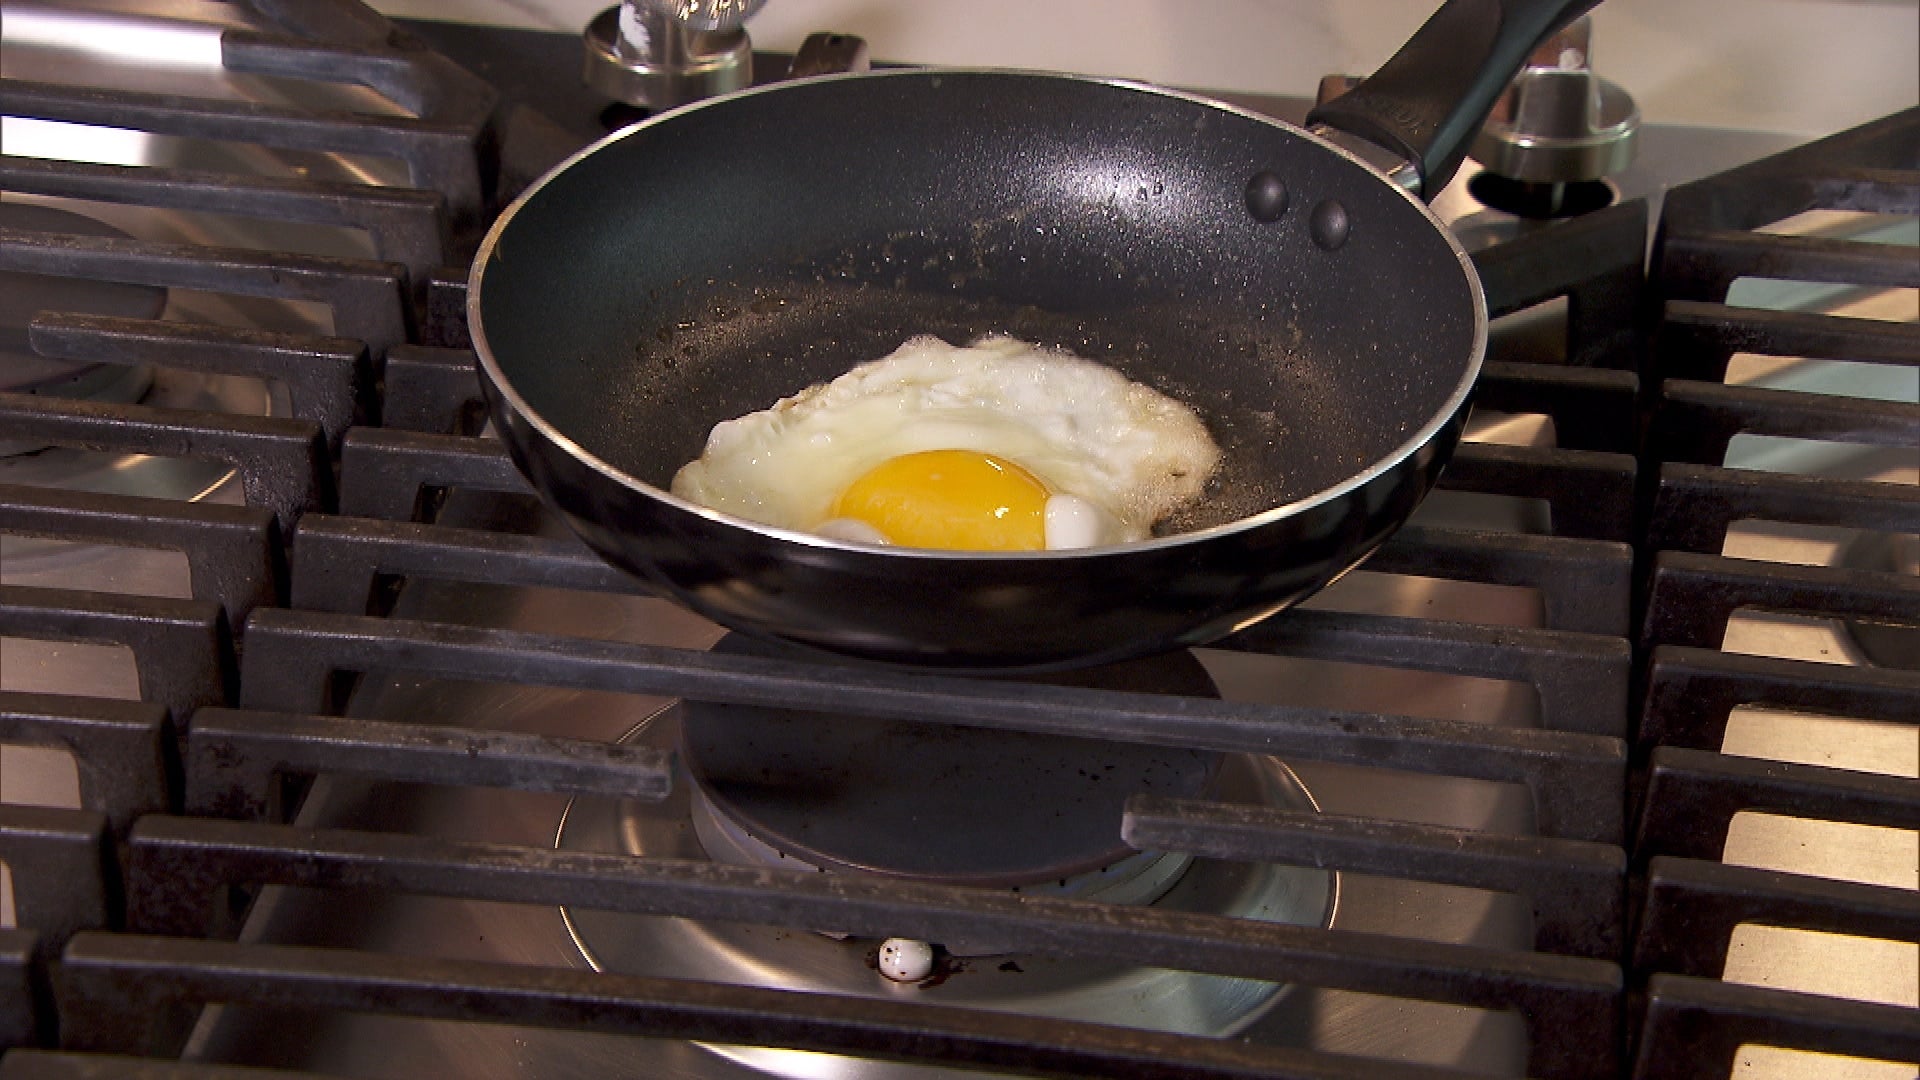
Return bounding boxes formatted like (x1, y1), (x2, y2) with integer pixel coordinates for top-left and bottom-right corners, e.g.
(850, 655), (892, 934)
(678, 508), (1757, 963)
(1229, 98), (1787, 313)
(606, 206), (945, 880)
(1629, 106), (1920, 1078)
(0, 3), (1749, 1075)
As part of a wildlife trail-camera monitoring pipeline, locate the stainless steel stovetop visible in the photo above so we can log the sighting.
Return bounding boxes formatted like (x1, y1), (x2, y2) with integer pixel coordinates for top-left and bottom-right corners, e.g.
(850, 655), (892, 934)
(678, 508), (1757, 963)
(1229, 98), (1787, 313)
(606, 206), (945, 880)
(1, 3), (1914, 1077)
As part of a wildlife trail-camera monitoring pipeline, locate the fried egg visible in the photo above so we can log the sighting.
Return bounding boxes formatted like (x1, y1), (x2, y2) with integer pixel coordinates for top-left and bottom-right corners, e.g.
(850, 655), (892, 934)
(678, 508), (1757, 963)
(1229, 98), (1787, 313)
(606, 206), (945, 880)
(669, 335), (1221, 551)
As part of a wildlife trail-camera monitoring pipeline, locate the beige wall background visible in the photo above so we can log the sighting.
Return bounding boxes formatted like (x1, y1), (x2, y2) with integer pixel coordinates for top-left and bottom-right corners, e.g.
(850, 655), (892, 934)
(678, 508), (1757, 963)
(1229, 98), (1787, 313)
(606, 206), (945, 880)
(370, 0), (1920, 136)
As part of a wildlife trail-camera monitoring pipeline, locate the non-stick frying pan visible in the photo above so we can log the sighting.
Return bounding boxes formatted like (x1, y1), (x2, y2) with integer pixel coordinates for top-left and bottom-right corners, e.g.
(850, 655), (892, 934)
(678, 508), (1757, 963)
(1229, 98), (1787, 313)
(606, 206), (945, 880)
(471, 0), (1598, 671)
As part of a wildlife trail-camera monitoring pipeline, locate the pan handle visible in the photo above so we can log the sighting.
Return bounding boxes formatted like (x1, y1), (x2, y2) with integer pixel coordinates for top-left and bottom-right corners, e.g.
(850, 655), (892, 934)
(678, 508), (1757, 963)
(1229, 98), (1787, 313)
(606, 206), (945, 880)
(1304, 0), (1603, 200)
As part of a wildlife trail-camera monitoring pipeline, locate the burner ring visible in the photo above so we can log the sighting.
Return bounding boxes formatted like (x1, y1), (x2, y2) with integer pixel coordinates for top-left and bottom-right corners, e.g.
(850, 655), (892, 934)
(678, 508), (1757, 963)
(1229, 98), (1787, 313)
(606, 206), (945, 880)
(678, 636), (1224, 889)
(554, 689), (1337, 1077)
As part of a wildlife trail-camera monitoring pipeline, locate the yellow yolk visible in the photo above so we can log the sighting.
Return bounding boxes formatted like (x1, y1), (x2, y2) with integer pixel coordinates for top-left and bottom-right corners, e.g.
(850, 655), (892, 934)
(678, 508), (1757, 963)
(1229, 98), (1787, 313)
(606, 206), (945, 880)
(832, 449), (1050, 551)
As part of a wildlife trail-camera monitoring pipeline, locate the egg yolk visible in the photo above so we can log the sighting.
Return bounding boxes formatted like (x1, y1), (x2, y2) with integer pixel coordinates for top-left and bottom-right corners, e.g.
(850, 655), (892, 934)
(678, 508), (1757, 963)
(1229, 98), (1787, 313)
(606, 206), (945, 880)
(832, 449), (1050, 551)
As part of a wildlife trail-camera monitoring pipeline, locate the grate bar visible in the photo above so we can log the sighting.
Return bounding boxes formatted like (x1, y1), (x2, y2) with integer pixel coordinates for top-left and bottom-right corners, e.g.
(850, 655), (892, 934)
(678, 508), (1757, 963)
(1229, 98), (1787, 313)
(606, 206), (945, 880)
(1645, 462), (1920, 555)
(1635, 746), (1920, 863)
(1638, 645), (1920, 752)
(1121, 795), (1625, 959)
(1367, 526), (1633, 636)
(1640, 550), (1920, 651)
(28, 313), (370, 448)
(1634, 855), (1920, 977)
(248, 0), (398, 48)
(1659, 228), (1920, 296)
(0, 692), (172, 834)
(1438, 444), (1637, 542)
(56, 932), (1481, 1079)
(287, 514), (644, 614)
(0, 393), (329, 531)
(236, 608), (1627, 842)
(1798, 165), (1920, 215)
(381, 345), (483, 434)
(337, 427), (530, 521)
(1658, 299), (1920, 383)
(1658, 109), (1918, 233)
(1470, 197), (1647, 370)
(1633, 973), (1920, 1080)
(0, 226), (408, 359)
(120, 817), (1621, 1075)
(1221, 607), (1631, 738)
(0, 929), (44, 1051)
(1649, 379), (1920, 466)
(0, 154), (446, 288)
(0, 587), (231, 718)
(0, 483), (280, 631)
(220, 30), (494, 128)
(0, 78), (483, 222)
(0, 805), (115, 956)
(1473, 362), (1640, 454)
(182, 707), (671, 820)
(0, 1051), (339, 1079)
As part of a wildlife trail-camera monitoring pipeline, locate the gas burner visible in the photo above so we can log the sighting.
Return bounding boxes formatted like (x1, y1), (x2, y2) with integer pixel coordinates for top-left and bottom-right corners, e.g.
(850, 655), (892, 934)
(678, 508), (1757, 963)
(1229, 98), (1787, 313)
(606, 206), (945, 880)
(554, 645), (1334, 1078)
(683, 637), (1220, 889)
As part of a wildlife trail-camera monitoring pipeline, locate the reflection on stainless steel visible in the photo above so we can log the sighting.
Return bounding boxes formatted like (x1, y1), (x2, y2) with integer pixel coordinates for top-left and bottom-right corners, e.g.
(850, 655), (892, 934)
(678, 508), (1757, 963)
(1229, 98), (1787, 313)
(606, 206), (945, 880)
(2, 2), (230, 67)
(0, 367), (275, 499)
(3, 0), (415, 199)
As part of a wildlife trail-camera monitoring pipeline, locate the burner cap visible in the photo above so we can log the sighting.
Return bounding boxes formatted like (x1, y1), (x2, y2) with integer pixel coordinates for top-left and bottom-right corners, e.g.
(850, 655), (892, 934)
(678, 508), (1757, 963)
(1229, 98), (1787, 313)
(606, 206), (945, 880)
(682, 636), (1223, 888)
(0, 203), (169, 395)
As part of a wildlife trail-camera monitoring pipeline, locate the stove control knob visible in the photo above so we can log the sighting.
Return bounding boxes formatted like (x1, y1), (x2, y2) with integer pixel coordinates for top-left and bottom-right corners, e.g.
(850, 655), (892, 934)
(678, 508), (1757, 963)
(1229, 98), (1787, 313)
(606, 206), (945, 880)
(639, 0), (767, 32)
(877, 938), (936, 983)
(1469, 16), (1639, 184)
(582, 0), (763, 109)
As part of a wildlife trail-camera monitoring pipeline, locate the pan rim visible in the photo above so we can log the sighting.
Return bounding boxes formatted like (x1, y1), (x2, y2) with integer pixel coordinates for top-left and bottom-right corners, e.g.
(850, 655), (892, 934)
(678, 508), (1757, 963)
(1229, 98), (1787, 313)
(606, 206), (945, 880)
(469, 66), (1488, 561)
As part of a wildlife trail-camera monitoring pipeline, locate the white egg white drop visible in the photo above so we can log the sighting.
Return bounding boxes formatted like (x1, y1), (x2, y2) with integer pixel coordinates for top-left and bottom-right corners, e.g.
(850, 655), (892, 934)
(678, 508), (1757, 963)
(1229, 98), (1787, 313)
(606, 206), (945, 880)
(1042, 494), (1118, 550)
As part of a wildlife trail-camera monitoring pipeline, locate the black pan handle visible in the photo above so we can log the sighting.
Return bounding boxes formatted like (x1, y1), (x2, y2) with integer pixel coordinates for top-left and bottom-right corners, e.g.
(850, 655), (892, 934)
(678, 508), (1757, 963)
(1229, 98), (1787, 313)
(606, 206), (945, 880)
(1305, 0), (1603, 200)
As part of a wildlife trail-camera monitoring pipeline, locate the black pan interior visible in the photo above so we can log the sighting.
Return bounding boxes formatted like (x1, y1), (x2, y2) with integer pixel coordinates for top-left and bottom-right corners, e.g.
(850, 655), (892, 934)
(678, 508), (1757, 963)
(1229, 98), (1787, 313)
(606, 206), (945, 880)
(479, 72), (1479, 533)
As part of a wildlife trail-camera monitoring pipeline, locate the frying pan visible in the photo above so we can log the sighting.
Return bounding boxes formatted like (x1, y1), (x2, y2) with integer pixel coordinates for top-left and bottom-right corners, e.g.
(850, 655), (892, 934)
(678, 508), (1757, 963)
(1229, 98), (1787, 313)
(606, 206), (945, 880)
(471, 0), (1598, 671)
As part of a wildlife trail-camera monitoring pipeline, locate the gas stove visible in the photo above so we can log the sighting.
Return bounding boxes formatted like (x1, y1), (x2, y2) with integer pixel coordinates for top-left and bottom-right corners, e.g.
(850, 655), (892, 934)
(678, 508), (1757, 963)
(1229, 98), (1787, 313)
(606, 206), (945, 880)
(1, 2), (1915, 1078)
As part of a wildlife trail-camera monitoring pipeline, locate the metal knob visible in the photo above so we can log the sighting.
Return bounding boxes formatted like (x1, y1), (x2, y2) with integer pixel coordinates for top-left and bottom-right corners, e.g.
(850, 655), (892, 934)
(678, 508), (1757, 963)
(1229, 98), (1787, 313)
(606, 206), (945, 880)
(646, 0), (766, 31)
(1468, 17), (1639, 184)
(582, 0), (765, 109)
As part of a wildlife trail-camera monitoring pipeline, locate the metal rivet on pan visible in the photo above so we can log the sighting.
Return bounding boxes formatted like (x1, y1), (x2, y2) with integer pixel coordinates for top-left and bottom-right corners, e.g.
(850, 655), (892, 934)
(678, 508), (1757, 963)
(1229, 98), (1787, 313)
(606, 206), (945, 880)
(1244, 171), (1289, 222)
(1310, 200), (1351, 250)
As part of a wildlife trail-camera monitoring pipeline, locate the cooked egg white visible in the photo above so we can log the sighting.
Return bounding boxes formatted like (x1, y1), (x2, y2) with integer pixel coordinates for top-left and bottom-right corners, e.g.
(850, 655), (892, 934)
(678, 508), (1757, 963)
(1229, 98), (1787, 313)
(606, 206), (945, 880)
(669, 335), (1221, 551)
